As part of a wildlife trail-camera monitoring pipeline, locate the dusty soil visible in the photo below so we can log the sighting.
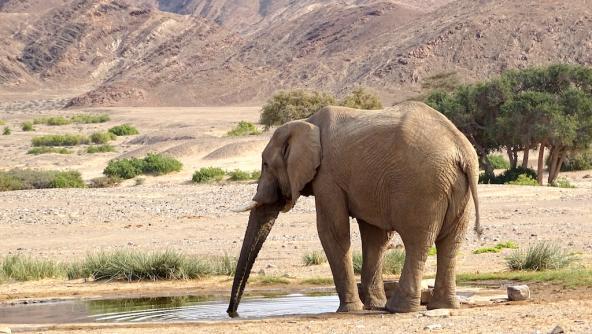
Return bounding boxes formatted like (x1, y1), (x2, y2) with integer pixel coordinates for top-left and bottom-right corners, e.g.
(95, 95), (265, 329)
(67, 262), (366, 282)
(1, 106), (592, 333)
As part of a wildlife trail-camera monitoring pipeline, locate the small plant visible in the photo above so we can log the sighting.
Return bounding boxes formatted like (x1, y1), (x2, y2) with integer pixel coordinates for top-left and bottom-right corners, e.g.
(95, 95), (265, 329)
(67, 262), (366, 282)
(49, 171), (85, 188)
(32, 134), (89, 146)
(506, 174), (539, 186)
(88, 176), (122, 188)
(255, 275), (290, 285)
(473, 241), (519, 254)
(303, 251), (327, 266)
(2, 126), (10, 135)
(104, 153), (182, 179)
(108, 124), (139, 136)
(86, 144), (115, 154)
(227, 169), (259, 181)
(33, 116), (71, 126)
(487, 154), (510, 169)
(0, 169), (85, 191)
(192, 167), (226, 183)
(27, 147), (72, 155)
(549, 177), (575, 188)
(21, 121), (35, 131)
(352, 251), (363, 274)
(227, 121), (261, 136)
(506, 241), (577, 271)
(71, 114), (110, 124)
(90, 131), (116, 144)
(383, 250), (405, 275)
(339, 87), (383, 110)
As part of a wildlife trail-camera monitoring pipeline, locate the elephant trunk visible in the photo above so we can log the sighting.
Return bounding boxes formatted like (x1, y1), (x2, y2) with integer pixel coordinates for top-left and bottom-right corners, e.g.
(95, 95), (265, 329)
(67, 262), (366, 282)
(227, 202), (283, 318)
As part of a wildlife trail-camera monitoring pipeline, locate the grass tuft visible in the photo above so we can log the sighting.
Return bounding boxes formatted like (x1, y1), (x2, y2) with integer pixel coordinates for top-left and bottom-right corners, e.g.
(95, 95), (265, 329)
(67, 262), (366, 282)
(32, 134), (89, 146)
(3, 126), (10, 135)
(301, 277), (334, 285)
(227, 169), (260, 181)
(506, 241), (577, 271)
(87, 144), (116, 154)
(71, 114), (110, 124)
(383, 250), (406, 275)
(0, 169), (84, 191)
(302, 251), (326, 266)
(109, 124), (139, 136)
(457, 267), (592, 288)
(27, 147), (72, 155)
(33, 116), (71, 126)
(0, 255), (66, 282)
(88, 176), (122, 188)
(192, 167), (226, 183)
(21, 121), (35, 131)
(90, 131), (117, 144)
(227, 121), (261, 136)
(254, 275), (290, 285)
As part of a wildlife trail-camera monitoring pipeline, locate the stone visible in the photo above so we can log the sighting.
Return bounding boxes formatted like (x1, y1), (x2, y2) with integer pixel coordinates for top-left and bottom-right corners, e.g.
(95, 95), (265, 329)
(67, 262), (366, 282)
(422, 309), (451, 318)
(507, 285), (530, 301)
(424, 324), (443, 330)
(421, 288), (433, 305)
(0, 328), (11, 334)
(549, 325), (565, 334)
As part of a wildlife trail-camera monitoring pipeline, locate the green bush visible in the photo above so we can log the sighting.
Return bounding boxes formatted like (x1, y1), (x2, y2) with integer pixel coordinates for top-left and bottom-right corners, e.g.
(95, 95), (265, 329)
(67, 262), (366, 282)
(27, 147), (72, 155)
(506, 241), (577, 271)
(479, 167), (538, 184)
(303, 251), (327, 266)
(260, 90), (336, 128)
(90, 131), (116, 144)
(227, 169), (259, 181)
(21, 121), (34, 131)
(32, 134), (89, 146)
(192, 167), (226, 183)
(507, 174), (539, 186)
(560, 151), (592, 171)
(487, 154), (510, 169)
(108, 124), (139, 136)
(86, 144), (115, 154)
(71, 114), (110, 124)
(383, 250), (405, 275)
(3, 126), (10, 135)
(549, 177), (575, 188)
(104, 153), (182, 179)
(340, 87), (383, 110)
(227, 121), (261, 136)
(33, 116), (71, 126)
(0, 169), (85, 191)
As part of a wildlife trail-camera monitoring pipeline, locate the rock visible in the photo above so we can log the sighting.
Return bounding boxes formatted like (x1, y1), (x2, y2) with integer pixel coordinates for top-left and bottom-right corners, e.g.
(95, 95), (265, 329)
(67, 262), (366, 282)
(0, 327), (11, 334)
(549, 325), (565, 334)
(422, 309), (450, 318)
(266, 264), (276, 269)
(421, 288), (433, 305)
(507, 285), (530, 301)
(424, 324), (443, 330)
(583, 174), (591, 179)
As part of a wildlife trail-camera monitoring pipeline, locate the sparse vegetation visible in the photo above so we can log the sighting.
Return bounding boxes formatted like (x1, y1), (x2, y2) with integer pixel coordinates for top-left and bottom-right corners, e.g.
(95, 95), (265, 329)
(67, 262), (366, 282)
(352, 251), (363, 274)
(0, 169), (85, 191)
(260, 90), (337, 128)
(253, 275), (290, 285)
(383, 250), (406, 275)
(88, 176), (122, 188)
(303, 251), (327, 266)
(3, 126), (10, 135)
(227, 169), (260, 181)
(192, 167), (226, 183)
(90, 131), (116, 144)
(479, 167), (538, 185)
(21, 121), (34, 131)
(549, 177), (575, 188)
(473, 241), (519, 254)
(86, 144), (116, 154)
(71, 114), (110, 124)
(104, 153), (182, 179)
(506, 241), (577, 271)
(559, 150), (592, 171)
(32, 134), (89, 146)
(457, 267), (592, 288)
(301, 277), (334, 285)
(340, 87), (383, 110)
(488, 154), (510, 169)
(227, 121), (261, 136)
(108, 124), (139, 136)
(33, 116), (71, 126)
(507, 174), (539, 186)
(27, 147), (72, 155)
(0, 255), (66, 282)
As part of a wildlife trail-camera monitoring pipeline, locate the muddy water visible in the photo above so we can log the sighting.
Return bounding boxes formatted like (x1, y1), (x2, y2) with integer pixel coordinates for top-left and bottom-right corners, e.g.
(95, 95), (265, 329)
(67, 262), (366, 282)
(0, 293), (339, 324)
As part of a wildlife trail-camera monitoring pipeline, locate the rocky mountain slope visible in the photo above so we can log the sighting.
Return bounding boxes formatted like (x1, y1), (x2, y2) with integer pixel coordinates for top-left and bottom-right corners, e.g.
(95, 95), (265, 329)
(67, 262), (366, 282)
(1, 0), (591, 106)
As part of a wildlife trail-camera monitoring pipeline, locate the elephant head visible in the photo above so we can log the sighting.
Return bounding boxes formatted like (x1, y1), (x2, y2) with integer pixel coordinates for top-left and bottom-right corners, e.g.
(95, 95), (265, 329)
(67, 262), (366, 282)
(227, 120), (321, 317)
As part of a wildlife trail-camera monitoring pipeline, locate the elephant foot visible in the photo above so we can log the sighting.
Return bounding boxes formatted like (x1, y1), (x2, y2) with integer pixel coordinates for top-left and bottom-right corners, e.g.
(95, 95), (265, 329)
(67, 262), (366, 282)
(363, 298), (387, 311)
(427, 294), (460, 310)
(337, 301), (364, 313)
(385, 292), (420, 313)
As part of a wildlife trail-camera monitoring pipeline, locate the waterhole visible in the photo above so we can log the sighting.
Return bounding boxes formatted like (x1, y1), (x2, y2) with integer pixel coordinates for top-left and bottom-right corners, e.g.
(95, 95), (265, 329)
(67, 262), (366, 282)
(0, 293), (339, 324)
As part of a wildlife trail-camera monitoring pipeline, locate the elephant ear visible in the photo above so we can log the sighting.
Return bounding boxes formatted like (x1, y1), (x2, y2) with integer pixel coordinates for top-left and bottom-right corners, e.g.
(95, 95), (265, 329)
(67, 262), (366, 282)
(282, 120), (321, 210)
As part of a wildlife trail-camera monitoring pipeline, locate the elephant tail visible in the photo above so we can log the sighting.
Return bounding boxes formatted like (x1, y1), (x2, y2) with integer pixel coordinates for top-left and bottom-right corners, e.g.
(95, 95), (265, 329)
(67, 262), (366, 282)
(462, 156), (482, 238)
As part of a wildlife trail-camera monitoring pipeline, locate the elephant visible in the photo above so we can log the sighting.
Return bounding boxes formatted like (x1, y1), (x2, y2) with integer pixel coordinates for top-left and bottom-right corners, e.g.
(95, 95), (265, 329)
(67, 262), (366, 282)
(227, 101), (481, 317)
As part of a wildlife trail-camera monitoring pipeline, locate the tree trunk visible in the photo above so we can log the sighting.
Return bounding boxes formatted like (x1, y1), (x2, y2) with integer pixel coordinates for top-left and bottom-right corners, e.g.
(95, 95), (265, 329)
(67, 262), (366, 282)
(537, 143), (545, 185)
(480, 156), (494, 182)
(521, 149), (530, 169)
(547, 146), (559, 185)
(549, 148), (567, 184)
(507, 148), (517, 169)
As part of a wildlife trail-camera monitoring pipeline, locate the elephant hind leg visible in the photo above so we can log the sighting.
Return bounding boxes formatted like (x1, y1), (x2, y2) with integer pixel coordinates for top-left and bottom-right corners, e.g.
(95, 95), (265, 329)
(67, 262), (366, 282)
(358, 220), (393, 310)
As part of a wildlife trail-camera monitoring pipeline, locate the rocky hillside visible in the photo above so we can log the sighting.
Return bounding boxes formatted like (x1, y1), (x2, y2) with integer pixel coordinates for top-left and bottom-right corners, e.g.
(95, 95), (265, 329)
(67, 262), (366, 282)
(1, 0), (591, 106)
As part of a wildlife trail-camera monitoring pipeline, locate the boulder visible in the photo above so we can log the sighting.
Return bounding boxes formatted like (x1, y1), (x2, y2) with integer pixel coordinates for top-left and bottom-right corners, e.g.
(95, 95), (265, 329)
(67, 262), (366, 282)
(507, 285), (530, 301)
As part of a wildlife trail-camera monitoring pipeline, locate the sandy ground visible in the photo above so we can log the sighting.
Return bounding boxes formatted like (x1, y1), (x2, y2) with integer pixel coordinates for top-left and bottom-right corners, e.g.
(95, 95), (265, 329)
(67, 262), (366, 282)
(1, 106), (592, 333)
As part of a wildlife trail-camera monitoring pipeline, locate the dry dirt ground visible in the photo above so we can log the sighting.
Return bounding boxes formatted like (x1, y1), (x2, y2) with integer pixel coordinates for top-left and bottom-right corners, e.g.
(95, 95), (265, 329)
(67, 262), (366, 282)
(1, 106), (592, 333)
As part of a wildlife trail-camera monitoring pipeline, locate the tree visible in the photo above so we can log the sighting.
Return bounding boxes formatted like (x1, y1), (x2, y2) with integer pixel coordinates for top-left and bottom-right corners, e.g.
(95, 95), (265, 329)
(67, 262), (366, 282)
(340, 87), (382, 110)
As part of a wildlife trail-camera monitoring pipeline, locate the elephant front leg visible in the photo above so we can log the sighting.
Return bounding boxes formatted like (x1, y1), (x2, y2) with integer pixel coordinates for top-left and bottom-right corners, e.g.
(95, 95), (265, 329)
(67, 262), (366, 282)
(358, 220), (393, 310)
(315, 191), (363, 313)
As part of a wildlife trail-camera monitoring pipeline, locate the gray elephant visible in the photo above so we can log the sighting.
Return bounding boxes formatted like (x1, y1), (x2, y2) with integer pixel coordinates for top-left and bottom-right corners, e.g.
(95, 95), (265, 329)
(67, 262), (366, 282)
(227, 101), (481, 317)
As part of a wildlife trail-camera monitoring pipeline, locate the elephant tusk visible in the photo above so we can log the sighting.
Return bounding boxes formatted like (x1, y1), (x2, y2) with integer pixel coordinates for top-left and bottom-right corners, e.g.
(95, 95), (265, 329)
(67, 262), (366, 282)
(232, 201), (260, 213)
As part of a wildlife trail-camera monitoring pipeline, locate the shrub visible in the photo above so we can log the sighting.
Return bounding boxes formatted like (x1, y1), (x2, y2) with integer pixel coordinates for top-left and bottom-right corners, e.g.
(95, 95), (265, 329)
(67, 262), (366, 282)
(506, 241), (577, 271)
(88, 176), (122, 188)
(260, 90), (336, 127)
(90, 131), (116, 144)
(480, 167), (538, 184)
(487, 154), (510, 169)
(0, 169), (84, 191)
(192, 167), (225, 183)
(33, 116), (71, 126)
(227, 121), (261, 136)
(251, 170), (261, 180)
(27, 147), (72, 155)
(352, 251), (363, 274)
(86, 144), (115, 154)
(108, 124), (139, 136)
(3, 126), (10, 135)
(227, 169), (259, 181)
(549, 177), (575, 188)
(383, 250), (405, 275)
(0, 255), (65, 282)
(507, 174), (539, 186)
(21, 121), (34, 131)
(340, 87), (383, 110)
(32, 134), (89, 146)
(303, 251), (327, 266)
(71, 114), (110, 124)
(104, 153), (182, 179)
(561, 151), (592, 171)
